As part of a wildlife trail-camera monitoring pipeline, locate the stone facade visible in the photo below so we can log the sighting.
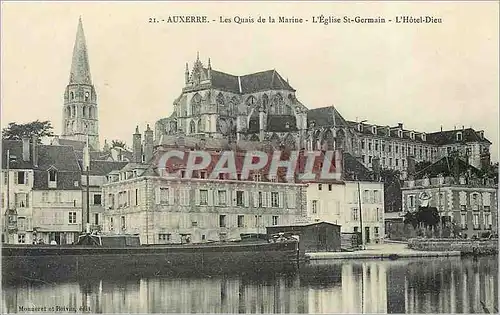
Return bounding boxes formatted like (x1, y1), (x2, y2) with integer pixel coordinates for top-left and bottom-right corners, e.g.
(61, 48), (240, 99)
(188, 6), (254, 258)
(306, 181), (385, 244)
(60, 17), (99, 150)
(101, 165), (307, 244)
(155, 55), (492, 173)
(2, 138), (83, 244)
(402, 175), (498, 238)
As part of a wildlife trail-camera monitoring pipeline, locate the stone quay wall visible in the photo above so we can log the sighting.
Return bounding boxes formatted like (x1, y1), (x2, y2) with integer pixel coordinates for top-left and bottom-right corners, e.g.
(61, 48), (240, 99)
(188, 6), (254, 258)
(408, 238), (498, 255)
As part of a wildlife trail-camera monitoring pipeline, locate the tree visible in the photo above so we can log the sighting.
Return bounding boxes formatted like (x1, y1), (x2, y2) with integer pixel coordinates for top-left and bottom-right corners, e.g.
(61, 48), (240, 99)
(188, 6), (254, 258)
(403, 211), (418, 228)
(415, 206), (440, 228)
(2, 120), (54, 142)
(111, 140), (126, 149)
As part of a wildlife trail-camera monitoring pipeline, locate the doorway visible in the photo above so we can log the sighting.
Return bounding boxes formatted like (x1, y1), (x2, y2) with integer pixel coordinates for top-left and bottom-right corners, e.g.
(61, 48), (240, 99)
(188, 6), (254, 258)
(365, 227), (370, 244)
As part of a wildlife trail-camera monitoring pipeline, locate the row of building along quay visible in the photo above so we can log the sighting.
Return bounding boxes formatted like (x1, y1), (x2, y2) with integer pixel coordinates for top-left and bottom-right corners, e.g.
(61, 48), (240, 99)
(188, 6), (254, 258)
(2, 17), (497, 247)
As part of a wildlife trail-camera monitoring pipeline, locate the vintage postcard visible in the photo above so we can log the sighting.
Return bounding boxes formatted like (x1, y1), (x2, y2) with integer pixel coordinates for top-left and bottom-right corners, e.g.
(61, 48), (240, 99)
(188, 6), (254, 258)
(1, 1), (498, 314)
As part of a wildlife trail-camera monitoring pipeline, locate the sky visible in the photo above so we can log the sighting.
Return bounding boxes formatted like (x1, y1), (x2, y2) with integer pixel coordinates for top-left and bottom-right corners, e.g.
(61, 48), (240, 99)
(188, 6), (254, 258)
(1, 1), (499, 161)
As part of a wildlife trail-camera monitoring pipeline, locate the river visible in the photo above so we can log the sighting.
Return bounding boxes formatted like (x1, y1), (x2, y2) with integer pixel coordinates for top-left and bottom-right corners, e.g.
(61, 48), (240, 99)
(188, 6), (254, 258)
(2, 256), (497, 313)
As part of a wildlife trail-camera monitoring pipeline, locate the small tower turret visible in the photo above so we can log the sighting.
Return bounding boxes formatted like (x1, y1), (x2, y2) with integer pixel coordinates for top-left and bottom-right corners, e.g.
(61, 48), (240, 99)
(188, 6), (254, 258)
(185, 63), (190, 85)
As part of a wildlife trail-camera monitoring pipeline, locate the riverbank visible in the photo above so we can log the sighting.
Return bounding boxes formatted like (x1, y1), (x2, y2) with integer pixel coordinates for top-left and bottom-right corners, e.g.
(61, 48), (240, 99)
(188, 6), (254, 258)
(306, 243), (461, 260)
(408, 238), (498, 255)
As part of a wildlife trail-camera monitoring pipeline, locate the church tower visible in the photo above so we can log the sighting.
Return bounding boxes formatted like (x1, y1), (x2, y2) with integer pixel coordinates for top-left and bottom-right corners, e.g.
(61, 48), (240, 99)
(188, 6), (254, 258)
(61, 17), (99, 150)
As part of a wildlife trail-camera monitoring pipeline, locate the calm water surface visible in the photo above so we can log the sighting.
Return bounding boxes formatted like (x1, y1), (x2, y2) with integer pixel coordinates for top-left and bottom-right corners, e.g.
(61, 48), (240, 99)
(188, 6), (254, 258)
(2, 256), (498, 313)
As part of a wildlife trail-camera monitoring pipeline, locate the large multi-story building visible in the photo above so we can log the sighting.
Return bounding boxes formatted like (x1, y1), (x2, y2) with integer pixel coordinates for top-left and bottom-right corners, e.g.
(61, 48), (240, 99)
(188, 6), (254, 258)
(155, 56), (493, 173)
(401, 154), (497, 238)
(101, 163), (308, 244)
(2, 137), (83, 244)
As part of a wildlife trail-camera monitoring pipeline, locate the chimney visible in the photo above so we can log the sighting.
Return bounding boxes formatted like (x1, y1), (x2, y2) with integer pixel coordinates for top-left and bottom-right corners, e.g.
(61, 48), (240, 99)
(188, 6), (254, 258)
(398, 123), (403, 129)
(133, 126), (142, 163)
(144, 124), (154, 163)
(372, 156), (381, 180)
(32, 135), (38, 167)
(406, 155), (415, 180)
(440, 126), (443, 132)
(22, 136), (30, 161)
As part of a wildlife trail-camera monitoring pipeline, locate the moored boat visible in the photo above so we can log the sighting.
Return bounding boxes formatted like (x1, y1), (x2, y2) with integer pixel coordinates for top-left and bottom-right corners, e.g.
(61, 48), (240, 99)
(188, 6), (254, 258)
(2, 233), (305, 280)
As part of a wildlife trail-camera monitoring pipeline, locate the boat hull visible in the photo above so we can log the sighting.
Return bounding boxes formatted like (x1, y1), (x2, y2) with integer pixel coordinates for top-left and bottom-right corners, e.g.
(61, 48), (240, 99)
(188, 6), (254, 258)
(2, 241), (302, 280)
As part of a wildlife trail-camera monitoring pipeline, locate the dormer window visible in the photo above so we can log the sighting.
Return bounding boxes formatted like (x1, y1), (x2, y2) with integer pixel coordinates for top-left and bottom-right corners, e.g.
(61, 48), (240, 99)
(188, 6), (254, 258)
(358, 124), (363, 132)
(456, 132), (463, 141)
(479, 131), (484, 139)
(48, 169), (57, 189)
(372, 126), (377, 135)
(285, 122), (290, 129)
(410, 132), (415, 140)
(398, 130), (403, 138)
(421, 133), (426, 141)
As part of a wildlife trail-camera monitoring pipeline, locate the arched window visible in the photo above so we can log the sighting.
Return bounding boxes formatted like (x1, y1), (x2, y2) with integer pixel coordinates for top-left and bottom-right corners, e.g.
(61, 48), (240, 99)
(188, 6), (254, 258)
(262, 94), (269, 112)
(70, 92), (74, 100)
(72, 106), (76, 118)
(89, 106), (93, 119)
(83, 106), (87, 118)
(273, 93), (284, 115)
(197, 119), (202, 132)
(66, 107), (71, 118)
(246, 96), (257, 107)
(190, 120), (196, 134)
(229, 97), (238, 116)
(191, 93), (202, 116)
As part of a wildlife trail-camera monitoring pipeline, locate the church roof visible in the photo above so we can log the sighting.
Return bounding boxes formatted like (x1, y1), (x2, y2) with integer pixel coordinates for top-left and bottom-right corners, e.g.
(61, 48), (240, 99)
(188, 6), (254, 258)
(307, 106), (350, 128)
(240, 69), (295, 93)
(69, 17), (92, 85)
(200, 68), (295, 94)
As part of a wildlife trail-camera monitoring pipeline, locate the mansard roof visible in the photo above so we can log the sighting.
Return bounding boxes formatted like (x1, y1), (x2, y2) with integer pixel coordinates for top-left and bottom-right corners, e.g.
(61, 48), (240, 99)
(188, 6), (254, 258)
(414, 155), (483, 180)
(56, 138), (87, 151)
(1, 141), (83, 190)
(426, 128), (491, 145)
(77, 160), (128, 176)
(1, 140), (34, 170)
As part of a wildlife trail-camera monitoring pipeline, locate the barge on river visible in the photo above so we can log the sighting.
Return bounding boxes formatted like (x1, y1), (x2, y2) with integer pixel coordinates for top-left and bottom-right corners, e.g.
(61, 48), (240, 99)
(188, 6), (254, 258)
(2, 233), (305, 279)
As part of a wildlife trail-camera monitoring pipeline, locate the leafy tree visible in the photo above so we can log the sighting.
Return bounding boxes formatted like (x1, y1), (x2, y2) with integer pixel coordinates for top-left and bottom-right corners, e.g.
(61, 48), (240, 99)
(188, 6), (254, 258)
(416, 206), (440, 228)
(2, 120), (54, 142)
(403, 211), (418, 228)
(111, 140), (126, 148)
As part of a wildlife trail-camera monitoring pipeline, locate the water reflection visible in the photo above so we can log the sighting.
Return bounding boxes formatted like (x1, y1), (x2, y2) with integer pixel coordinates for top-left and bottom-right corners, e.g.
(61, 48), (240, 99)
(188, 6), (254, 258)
(2, 256), (498, 313)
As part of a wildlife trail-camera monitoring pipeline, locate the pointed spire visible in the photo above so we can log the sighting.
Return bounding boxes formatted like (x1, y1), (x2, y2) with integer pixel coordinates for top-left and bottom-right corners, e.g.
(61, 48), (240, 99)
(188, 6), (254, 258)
(208, 58), (212, 69)
(185, 62), (189, 72)
(69, 17), (92, 85)
(196, 51), (200, 61)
